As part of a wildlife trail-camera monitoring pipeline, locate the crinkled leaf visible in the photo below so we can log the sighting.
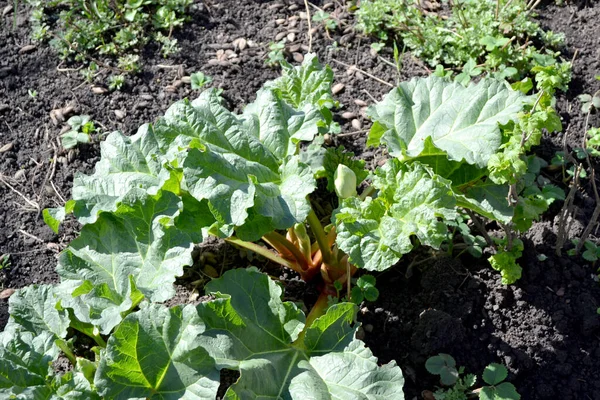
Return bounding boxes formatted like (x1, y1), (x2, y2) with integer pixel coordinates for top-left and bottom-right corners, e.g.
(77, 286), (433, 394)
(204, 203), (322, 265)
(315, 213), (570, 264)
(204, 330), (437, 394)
(455, 182), (513, 223)
(334, 161), (457, 271)
(0, 330), (59, 397)
(7, 285), (69, 339)
(96, 303), (219, 400)
(367, 76), (525, 168)
(57, 190), (194, 333)
(265, 53), (337, 111)
(199, 268), (404, 399)
(72, 125), (172, 224)
(152, 91), (316, 241)
(243, 88), (323, 158)
(489, 251), (522, 285)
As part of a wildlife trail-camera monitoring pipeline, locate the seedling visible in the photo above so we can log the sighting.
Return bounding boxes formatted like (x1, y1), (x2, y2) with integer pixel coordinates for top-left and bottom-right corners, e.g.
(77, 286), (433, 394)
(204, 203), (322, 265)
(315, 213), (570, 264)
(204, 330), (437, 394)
(426, 354), (520, 400)
(0, 254), (9, 270)
(569, 239), (600, 265)
(60, 115), (94, 149)
(266, 39), (286, 66)
(480, 363), (520, 400)
(27, 89), (38, 99)
(190, 71), (213, 90)
(108, 75), (125, 91)
(312, 10), (338, 31)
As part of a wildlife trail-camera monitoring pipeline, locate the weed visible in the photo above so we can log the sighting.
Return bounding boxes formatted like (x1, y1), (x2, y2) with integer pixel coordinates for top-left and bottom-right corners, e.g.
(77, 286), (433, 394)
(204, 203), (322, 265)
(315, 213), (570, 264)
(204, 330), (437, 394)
(190, 71), (213, 90)
(108, 75), (126, 91)
(266, 40), (286, 66)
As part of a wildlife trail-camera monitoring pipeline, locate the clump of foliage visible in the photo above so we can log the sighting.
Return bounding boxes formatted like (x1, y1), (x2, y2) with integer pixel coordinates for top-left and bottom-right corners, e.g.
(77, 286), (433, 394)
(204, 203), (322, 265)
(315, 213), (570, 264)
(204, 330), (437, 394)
(4, 53), (561, 395)
(356, 0), (570, 82)
(426, 354), (520, 400)
(26, 0), (190, 71)
(60, 115), (94, 149)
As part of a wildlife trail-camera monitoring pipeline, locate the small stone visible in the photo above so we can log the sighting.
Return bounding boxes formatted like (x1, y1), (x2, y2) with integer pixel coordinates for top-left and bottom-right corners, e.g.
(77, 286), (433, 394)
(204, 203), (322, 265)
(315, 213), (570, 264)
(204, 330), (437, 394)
(67, 149), (76, 163)
(351, 119), (362, 130)
(292, 52), (304, 63)
(268, 2), (284, 9)
(18, 44), (36, 54)
(232, 38), (247, 50)
(332, 83), (345, 95)
(341, 112), (356, 120)
(114, 110), (126, 120)
(2, 5), (13, 16)
(288, 3), (299, 10)
(181, 76), (191, 84)
(556, 287), (565, 297)
(287, 32), (296, 42)
(140, 94), (153, 101)
(0, 142), (13, 152)
(354, 99), (367, 107)
(135, 101), (149, 110)
(13, 169), (26, 181)
(275, 31), (287, 41)
(91, 86), (108, 94)
(364, 324), (374, 333)
(289, 44), (301, 52)
(275, 18), (286, 25)
(0, 288), (15, 299)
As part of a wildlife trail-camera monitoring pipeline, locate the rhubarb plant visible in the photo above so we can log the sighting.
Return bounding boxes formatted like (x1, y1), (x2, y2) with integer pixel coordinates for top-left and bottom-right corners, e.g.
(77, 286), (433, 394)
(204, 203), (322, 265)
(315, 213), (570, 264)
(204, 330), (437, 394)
(4, 56), (563, 395)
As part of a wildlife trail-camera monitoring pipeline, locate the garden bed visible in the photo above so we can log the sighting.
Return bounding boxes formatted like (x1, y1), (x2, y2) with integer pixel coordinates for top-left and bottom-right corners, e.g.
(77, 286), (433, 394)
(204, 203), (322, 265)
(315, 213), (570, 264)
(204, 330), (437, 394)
(1, 0), (599, 398)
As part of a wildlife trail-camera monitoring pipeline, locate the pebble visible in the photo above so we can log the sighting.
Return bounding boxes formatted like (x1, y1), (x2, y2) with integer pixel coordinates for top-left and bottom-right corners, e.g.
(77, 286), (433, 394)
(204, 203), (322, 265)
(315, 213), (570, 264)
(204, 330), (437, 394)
(275, 31), (287, 41)
(354, 99), (368, 107)
(13, 169), (26, 181)
(91, 86), (108, 94)
(287, 32), (296, 42)
(2, 5), (13, 16)
(0, 288), (15, 299)
(341, 111), (356, 120)
(181, 76), (191, 84)
(332, 83), (345, 95)
(67, 149), (76, 163)
(275, 18), (286, 25)
(232, 38), (247, 50)
(0, 142), (13, 153)
(268, 2), (284, 9)
(135, 101), (149, 110)
(364, 324), (373, 333)
(114, 110), (126, 120)
(140, 94), (153, 101)
(18, 44), (36, 54)
(292, 52), (304, 63)
(351, 119), (362, 130)
(288, 3), (299, 10)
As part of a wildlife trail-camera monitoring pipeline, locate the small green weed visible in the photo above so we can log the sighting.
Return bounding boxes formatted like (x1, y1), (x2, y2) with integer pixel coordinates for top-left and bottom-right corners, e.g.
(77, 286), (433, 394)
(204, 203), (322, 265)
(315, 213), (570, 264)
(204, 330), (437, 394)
(25, 0), (192, 75)
(61, 115), (95, 149)
(356, 0), (570, 82)
(426, 354), (520, 400)
(190, 72), (213, 90)
(266, 40), (286, 66)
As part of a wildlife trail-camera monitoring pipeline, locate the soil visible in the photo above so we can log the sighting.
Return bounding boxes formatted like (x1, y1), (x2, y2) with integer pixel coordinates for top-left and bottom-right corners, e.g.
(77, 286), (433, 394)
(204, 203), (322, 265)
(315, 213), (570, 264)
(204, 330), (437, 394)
(1, 1), (600, 399)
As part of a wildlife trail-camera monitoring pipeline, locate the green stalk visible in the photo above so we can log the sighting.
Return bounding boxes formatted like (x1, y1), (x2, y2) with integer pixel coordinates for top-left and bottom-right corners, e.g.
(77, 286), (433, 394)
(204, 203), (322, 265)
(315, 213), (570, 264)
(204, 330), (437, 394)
(292, 291), (331, 348)
(225, 236), (302, 274)
(263, 231), (310, 271)
(307, 210), (332, 265)
(55, 339), (77, 366)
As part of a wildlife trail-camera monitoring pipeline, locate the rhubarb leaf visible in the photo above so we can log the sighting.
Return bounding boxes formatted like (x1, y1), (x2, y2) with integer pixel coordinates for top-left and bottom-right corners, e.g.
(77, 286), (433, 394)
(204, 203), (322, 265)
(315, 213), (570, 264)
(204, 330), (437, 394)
(367, 76), (525, 168)
(334, 161), (457, 271)
(71, 125), (172, 224)
(96, 303), (219, 400)
(243, 88), (323, 159)
(199, 268), (405, 399)
(57, 190), (194, 333)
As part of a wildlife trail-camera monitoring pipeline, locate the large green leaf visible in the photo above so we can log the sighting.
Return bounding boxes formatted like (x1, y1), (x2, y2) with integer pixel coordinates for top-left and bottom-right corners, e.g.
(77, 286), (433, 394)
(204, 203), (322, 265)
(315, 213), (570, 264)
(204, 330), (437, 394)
(367, 76), (525, 168)
(97, 269), (404, 399)
(243, 88), (323, 159)
(57, 190), (195, 333)
(158, 91), (316, 241)
(6, 285), (69, 339)
(96, 304), (219, 400)
(72, 125), (173, 225)
(265, 52), (337, 111)
(201, 268), (405, 399)
(334, 160), (457, 271)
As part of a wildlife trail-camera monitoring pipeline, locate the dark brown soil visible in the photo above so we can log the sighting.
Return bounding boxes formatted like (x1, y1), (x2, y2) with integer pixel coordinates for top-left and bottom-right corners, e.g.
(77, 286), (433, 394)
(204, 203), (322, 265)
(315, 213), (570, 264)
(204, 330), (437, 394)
(1, 1), (600, 399)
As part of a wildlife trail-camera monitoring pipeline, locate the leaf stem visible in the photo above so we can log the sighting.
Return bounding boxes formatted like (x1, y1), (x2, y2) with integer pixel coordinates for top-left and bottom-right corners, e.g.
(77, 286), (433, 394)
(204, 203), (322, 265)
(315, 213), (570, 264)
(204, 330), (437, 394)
(293, 291), (331, 347)
(225, 236), (301, 274)
(307, 210), (332, 265)
(263, 231), (310, 271)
